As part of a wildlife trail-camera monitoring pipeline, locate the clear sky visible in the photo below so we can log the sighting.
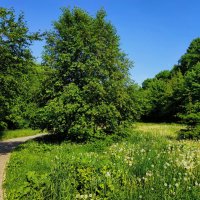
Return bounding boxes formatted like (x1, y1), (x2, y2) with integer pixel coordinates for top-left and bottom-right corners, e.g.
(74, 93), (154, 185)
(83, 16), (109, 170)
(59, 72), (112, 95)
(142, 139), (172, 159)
(1, 0), (200, 84)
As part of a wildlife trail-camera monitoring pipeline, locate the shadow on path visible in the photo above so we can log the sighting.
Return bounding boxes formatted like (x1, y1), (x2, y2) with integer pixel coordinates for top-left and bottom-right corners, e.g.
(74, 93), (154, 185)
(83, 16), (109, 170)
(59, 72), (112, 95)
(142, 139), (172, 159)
(0, 141), (25, 155)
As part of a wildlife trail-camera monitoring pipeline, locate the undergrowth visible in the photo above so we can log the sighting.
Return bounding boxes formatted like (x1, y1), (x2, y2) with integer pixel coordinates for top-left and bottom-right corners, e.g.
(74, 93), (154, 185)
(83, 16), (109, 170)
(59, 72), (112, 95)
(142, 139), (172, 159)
(4, 123), (200, 200)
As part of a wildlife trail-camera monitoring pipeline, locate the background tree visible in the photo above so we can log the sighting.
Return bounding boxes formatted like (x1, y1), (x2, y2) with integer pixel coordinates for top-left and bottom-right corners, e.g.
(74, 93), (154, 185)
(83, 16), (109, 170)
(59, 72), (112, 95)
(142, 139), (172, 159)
(142, 38), (200, 139)
(0, 7), (41, 130)
(178, 63), (200, 139)
(178, 38), (200, 74)
(34, 8), (140, 141)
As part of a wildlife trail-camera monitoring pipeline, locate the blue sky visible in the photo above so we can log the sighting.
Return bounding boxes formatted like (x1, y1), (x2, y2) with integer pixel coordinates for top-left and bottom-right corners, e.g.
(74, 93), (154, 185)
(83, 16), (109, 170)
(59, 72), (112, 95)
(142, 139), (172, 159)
(1, 0), (200, 84)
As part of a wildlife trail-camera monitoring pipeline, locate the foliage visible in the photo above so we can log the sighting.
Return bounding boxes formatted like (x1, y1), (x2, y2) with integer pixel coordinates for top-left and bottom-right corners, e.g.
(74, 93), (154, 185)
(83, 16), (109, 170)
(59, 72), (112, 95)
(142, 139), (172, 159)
(176, 63), (200, 139)
(178, 103), (200, 140)
(0, 7), (41, 130)
(141, 71), (185, 122)
(141, 38), (200, 131)
(178, 38), (200, 74)
(34, 8), (141, 141)
(5, 123), (200, 200)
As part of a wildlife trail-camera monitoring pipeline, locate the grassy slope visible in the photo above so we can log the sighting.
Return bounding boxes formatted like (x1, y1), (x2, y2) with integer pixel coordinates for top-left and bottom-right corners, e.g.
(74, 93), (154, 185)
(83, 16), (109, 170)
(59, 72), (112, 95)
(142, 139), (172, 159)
(0, 129), (42, 141)
(4, 123), (200, 200)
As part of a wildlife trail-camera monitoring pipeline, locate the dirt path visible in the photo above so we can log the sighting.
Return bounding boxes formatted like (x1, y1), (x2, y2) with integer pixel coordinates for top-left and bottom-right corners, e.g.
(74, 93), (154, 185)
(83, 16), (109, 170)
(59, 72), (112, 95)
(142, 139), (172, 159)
(0, 134), (46, 200)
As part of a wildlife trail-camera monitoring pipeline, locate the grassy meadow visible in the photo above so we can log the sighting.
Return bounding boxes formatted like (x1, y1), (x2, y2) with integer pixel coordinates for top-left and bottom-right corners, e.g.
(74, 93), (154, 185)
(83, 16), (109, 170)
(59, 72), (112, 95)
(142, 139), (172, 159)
(0, 129), (42, 141)
(4, 123), (200, 200)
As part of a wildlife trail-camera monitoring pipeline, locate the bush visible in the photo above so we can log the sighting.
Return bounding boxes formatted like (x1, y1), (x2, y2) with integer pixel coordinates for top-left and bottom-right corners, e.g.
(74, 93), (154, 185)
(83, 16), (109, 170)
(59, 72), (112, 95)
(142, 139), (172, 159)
(178, 106), (200, 140)
(178, 125), (200, 140)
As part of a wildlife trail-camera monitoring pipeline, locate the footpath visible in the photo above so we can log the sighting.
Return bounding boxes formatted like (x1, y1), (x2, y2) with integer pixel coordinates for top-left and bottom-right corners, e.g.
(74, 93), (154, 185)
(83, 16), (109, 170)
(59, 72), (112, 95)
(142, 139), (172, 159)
(0, 134), (46, 200)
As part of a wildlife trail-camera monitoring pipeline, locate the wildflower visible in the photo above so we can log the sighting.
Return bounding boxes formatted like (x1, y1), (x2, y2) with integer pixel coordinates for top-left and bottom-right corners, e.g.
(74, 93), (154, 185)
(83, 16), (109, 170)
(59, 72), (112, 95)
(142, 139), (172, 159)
(129, 161), (133, 166)
(146, 171), (153, 177)
(175, 183), (179, 187)
(139, 195), (142, 199)
(184, 177), (187, 181)
(105, 172), (111, 177)
(137, 177), (141, 182)
(141, 149), (145, 153)
(164, 183), (168, 187)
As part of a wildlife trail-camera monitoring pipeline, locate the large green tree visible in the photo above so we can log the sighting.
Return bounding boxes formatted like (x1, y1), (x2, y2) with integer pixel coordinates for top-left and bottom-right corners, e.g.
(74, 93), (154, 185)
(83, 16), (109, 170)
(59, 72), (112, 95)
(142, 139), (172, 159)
(35, 8), (140, 141)
(0, 7), (40, 130)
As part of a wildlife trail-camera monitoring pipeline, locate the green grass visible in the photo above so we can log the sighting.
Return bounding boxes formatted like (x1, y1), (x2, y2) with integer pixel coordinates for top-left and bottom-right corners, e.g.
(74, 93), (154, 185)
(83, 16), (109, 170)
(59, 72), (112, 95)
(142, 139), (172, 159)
(4, 123), (200, 200)
(0, 129), (42, 141)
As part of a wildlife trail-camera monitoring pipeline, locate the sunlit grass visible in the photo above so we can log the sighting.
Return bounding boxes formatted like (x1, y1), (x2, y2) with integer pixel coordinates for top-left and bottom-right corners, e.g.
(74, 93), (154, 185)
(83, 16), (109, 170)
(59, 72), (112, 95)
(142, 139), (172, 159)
(4, 123), (200, 200)
(0, 129), (42, 141)
(134, 122), (185, 139)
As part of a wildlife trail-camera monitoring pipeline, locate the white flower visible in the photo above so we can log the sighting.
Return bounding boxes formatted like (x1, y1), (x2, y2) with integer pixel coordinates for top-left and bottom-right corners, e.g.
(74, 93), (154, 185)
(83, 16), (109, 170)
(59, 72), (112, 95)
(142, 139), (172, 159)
(184, 177), (187, 181)
(175, 183), (179, 187)
(141, 149), (145, 153)
(105, 171), (111, 177)
(129, 162), (133, 166)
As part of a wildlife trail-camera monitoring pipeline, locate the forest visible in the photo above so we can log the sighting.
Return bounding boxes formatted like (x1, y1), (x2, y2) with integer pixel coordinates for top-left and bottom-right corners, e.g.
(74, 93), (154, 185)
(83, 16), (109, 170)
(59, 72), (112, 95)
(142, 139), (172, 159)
(0, 7), (200, 200)
(1, 7), (199, 140)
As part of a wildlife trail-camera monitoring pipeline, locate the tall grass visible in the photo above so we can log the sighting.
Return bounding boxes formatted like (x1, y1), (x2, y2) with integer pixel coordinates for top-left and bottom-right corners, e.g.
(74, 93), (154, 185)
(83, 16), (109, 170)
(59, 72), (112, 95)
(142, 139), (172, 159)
(0, 129), (42, 141)
(4, 123), (200, 199)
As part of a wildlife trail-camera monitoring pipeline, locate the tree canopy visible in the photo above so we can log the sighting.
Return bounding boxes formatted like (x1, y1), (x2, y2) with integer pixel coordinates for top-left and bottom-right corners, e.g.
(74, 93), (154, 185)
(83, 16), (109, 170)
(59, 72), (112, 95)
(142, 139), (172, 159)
(33, 8), (141, 141)
(0, 7), (41, 130)
(141, 38), (200, 139)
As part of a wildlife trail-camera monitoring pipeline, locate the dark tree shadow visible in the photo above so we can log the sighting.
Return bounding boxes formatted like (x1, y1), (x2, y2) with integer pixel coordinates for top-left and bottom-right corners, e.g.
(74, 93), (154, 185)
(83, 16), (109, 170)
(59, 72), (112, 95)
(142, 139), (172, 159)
(0, 141), (25, 155)
(34, 133), (69, 145)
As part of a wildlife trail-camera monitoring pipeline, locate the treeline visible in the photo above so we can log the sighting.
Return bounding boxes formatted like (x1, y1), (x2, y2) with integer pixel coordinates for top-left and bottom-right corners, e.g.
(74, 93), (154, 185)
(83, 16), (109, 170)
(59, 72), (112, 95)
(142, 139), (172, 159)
(141, 38), (200, 139)
(0, 8), (54, 131)
(0, 7), (199, 140)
